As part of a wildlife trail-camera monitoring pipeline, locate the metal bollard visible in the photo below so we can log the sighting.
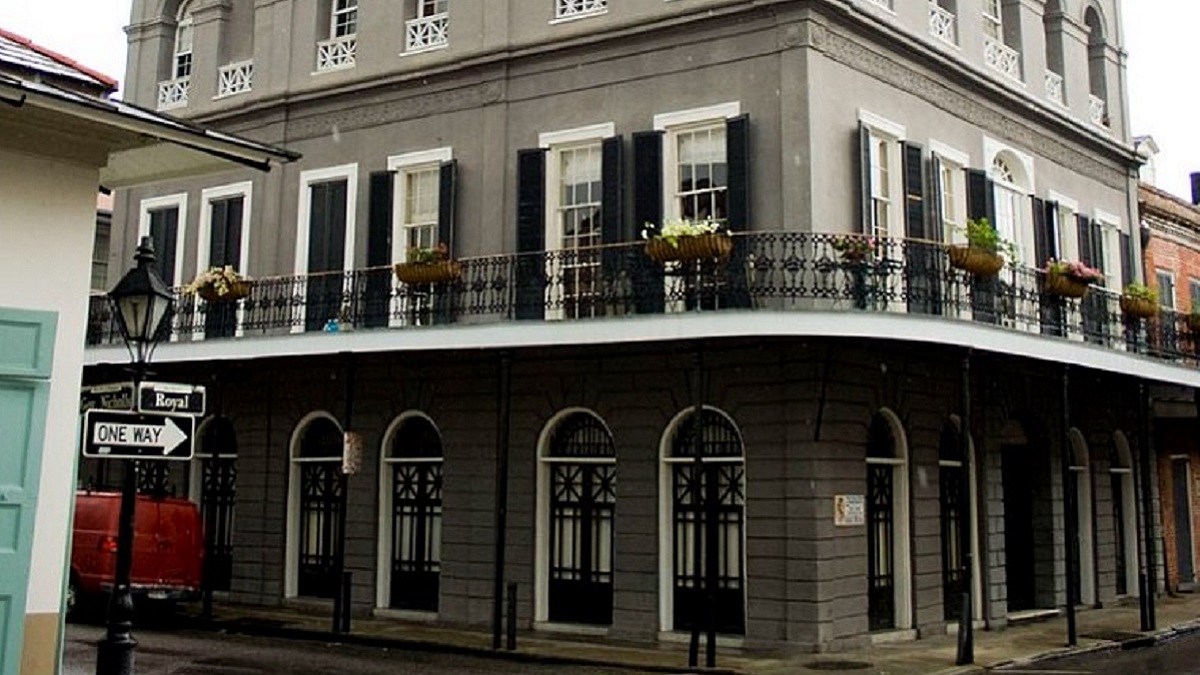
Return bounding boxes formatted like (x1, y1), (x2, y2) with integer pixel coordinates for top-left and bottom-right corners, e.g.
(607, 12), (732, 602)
(506, 582), (517, 651)
(341, 571), (353, 633)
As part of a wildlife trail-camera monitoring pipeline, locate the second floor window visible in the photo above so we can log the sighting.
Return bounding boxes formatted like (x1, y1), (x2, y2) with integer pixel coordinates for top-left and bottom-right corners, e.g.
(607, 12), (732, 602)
(333, 0), (358, 37)
(673, 125), (727, 223)
(403, 167), (440, 251)
(1157, 270), (1175, 310)
(419, 0), (448, 18)
(173, 5), (194, 79)
(982, 0), (1002, 40)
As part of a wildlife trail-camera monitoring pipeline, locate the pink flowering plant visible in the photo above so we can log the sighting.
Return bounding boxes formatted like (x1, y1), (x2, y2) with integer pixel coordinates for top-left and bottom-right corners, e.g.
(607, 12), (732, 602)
(1044, 258), (1104, 283)
(830, 234), (878, 262)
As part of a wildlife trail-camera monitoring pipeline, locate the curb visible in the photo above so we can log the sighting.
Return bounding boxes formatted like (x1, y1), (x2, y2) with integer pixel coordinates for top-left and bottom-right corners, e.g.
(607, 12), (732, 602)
(198, 619), (743, 675)
(993, 618), (1200, 671)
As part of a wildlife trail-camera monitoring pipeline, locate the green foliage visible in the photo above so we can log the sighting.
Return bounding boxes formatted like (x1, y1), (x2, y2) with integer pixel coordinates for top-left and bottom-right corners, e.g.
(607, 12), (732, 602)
(957, 218), (1017, 261)
(1122, 283), (1157, 303)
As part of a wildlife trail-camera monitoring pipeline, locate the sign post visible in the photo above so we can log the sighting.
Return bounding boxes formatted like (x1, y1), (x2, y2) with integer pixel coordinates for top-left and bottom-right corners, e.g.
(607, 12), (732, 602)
(81, 409), (196, 461)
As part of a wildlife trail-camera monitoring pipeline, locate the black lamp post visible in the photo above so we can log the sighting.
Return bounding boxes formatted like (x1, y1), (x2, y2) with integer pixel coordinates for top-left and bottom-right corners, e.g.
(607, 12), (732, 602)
(96, 236), (175, 675)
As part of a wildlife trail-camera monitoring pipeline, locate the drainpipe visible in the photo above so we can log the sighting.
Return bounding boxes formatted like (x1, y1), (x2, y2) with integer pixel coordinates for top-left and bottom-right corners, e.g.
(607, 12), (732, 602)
(1138, 381), (1157, 630)
(955, 350), (974, 665)
(492, 352), (512, 649)
(1060, 366), (1077, 646)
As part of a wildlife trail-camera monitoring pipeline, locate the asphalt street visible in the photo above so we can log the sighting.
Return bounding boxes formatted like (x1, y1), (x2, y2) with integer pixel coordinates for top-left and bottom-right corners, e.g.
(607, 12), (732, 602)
(997, 631), (1200, 675)
(62, 623), (655, 675)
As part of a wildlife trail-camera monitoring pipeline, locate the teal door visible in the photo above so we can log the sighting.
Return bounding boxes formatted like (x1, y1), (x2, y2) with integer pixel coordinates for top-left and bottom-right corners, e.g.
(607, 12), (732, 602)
(0, 308), (56, 675)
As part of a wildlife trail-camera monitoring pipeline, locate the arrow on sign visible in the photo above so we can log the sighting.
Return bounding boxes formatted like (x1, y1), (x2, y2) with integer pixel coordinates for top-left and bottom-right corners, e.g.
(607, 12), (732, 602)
(92, 416), (190, 456)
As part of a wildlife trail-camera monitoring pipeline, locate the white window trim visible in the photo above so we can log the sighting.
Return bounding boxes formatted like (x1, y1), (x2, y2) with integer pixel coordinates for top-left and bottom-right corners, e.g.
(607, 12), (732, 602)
(653, 101), (741, 132)
(138, 193), (188, 288)
(284, 411), (342, 599)
(375, 411), (443, 614)
(654, 103), (740, 224)
(387, 148), (452, 264)
(928, 140), (968, 168)
(197, 182), (253, 277)
(294, 164), (358, 333)
(1047, 190), (1079, 213)
(1048, 190), (1079, 262)
(538, 123), (615, 149)
(930, 140), (969, 244)
(1093, 209), (1122, 286)
(550, 1), (608, 24)
(983, 137), (1035, 192)
(859, 111), (905, 240)
(858, 109), (907, 142)
(1157, 269), (1176, 310)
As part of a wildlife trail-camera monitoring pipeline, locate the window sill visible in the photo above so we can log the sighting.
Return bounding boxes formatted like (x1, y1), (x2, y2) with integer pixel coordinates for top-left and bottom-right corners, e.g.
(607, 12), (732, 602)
(549, 10), (608, 25)
(401, 43), (449, 58)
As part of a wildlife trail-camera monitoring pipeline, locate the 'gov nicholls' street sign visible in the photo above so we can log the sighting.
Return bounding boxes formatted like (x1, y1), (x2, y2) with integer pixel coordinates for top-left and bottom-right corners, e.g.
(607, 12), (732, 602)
(81, 409), (196, 461)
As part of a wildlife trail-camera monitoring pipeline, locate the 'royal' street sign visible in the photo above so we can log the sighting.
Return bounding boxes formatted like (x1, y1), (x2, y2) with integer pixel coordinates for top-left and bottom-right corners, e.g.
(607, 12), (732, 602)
(138, 381), (206, 415)
(81, 409), (196, 461)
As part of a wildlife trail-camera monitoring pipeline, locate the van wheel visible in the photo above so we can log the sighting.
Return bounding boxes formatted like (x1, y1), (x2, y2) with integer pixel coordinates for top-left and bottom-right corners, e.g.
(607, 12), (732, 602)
(65, 577), (78, 619)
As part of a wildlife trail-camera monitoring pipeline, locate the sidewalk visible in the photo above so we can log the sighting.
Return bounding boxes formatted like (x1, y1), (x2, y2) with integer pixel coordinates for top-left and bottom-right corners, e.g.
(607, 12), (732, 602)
(186, 594), (1200, 674)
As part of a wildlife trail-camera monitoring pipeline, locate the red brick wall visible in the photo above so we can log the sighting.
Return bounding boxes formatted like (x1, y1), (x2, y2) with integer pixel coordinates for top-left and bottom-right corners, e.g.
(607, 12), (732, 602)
(1145, 236), (1200, 312)
(1156, 418), (1200, 590)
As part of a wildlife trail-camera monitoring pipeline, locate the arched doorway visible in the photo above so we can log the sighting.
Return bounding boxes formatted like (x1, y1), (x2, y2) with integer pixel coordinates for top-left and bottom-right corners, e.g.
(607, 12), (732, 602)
(1067, 429), (1095, 606)
(938, 417), (981, 622)
(659, 407), (746, 635)
(1000, 419), (1057, 613)
(190, 416), (237, 591)
(535, 409), (616, 626)
(1110, 432), (1137, 597)
(286, 413), (343, 599)
(377, 413), (443, 612)
(866, 409), (911, 632)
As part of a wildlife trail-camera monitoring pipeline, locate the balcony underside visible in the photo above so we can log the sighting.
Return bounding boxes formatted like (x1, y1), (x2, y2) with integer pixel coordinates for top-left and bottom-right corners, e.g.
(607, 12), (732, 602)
(85, 234), (1200, 388)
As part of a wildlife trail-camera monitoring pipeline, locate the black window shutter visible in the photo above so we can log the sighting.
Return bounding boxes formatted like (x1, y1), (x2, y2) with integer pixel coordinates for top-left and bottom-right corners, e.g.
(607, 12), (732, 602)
(965, 169), (994, 225)
(859, 122), (872, 235)
(902, 142), (924, 239)
(364, 171), (395, 329)
(927, 154), (944, 241)
(632, 130), (665, 315)
(209, 200), (229, 268)
(601, 135), (624, 244)
(1032, 197), (1049, 266)
(1090, 220), (1105, 275)
(725, 114), (750, 232)
(328, 179), (348, 270)
(516, 148), (546, 320)
(1119, 232), (1133, 288)
(150, 208), (178, 286)
(1043, 200), (1060, 260)
(225, 197), (243, 267)
(439, 159), (457, 256)
(308, 182), (330, 273)
(1077, 215), (1093, 267)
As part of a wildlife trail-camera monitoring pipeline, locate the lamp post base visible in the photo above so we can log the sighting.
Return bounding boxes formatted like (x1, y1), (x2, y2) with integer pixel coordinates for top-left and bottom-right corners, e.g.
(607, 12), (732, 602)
(96, 633), (136, 675)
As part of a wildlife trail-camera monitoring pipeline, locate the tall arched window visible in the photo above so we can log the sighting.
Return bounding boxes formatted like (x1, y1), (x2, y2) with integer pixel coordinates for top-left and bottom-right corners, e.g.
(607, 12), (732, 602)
(1068, 429), (1095, 606)
(173, 1), (195, 80)
(191, 416), (238, 592)
(1043, 0), (1066, 105)
(378, 414), (443, 612)
(1110, 432), (1137, 597)
(866, 410), (912, 632)
(287, 414), (344, 599)
(660, 408), (745, 635)
(1084, 6), (1109, 126)
(536, 410), (616, 625)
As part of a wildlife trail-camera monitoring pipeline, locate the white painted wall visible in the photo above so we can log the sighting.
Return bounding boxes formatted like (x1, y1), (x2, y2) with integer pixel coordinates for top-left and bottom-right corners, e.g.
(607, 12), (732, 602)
(0, 148), (98, 615)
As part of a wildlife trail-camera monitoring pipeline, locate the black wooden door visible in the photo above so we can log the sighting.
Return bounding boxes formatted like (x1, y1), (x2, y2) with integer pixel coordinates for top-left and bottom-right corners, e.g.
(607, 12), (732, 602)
(390, 461), (442, 611)
(306, 180), (348, 332)
(1174, 459), (1195, 586)
(205, 196), (244, 337)
(1003, 446), (1036, 611)
(298, 462), (342, 598)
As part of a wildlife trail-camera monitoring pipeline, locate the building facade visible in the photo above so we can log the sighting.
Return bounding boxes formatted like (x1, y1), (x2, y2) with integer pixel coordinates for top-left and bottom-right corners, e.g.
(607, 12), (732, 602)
(83, 0), (1192, 654)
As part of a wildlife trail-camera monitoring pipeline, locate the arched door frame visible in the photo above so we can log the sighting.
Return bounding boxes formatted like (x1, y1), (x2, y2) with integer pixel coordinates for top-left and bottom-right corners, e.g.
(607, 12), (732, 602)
(866, 408), (913, 632)
(942, 415), (983, 623)
(189, 415), (238, 592)
(534, 407), (616, 626)
(284, 410), (342, 599)
(657, 405), (746, 633)
(375, 410), (443, 612)
(1067, 428), (1096, 606)
(1110, 431), (1138, 597)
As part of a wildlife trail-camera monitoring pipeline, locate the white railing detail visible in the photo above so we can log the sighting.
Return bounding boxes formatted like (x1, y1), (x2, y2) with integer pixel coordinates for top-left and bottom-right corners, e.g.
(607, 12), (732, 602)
(406, 12), (449, 52)
(317, 35), (357, 72)
(864, 0), (892, 9)
(157, 77), (190, 110)
(1089, 94), (1108, 127)
(1045, 71), (1064, 106)
(217, 60), (253, 98)
(556, 0), (607, 18)
(983, 36), (1021, 82)
(928, 3), (956, 45)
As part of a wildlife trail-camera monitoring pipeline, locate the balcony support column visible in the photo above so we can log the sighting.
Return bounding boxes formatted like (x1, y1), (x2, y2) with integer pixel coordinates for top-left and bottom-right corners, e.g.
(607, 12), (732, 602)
(1060, 366), (1077, 646)
(492, 352), (513, 649)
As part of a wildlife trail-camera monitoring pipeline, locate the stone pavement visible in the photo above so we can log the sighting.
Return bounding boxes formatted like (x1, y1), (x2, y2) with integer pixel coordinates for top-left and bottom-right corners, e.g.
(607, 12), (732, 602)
(186, 594), (1200, 674)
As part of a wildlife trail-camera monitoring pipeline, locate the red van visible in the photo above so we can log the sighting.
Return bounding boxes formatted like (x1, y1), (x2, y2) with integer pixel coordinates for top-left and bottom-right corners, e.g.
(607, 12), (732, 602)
(69, 491), (205, 614)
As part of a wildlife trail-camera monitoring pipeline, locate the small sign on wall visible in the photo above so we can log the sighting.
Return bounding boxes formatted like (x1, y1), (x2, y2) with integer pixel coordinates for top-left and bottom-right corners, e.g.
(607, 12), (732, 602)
(343, 431), (363, 475)
(834, 494), (866, 526)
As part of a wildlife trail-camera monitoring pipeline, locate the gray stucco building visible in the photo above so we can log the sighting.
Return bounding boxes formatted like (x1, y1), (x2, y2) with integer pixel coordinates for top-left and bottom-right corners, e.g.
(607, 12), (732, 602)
(83, 0), (1195, 655)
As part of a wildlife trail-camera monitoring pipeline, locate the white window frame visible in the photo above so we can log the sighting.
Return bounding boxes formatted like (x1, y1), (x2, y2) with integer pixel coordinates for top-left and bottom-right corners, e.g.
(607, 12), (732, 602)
(929, 140), (969, 244)
(553, 0), (608, 23)
(387, 148), (453, 264)
(196, 182), (253, 339)
(1156, 269), (1176, 310)
(173, 5), (195, 79)
(1093, 209), (1122, 287)
(284, 411), (342, 599)
(332, 0), (358, 38)
(1110, 432), (1139, 599)
(984, 138), (1034, 267)
(654, 102), (741, 223)
(1048, 190), (1078, 263)
(982, 0), (1002, 40)
(859, 110), (906, 241)
(294, 164), (359, 333)
(138, 193), (189, 289)
(418, 0), (448, 16)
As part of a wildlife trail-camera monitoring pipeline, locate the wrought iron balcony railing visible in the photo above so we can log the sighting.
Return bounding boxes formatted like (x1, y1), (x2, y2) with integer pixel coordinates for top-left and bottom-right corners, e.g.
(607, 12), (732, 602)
(85, 234), (1200, 366)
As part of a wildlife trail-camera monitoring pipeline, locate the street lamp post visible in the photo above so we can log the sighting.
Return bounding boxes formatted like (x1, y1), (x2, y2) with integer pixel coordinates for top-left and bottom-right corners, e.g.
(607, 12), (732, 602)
(96, 236), (175, 675)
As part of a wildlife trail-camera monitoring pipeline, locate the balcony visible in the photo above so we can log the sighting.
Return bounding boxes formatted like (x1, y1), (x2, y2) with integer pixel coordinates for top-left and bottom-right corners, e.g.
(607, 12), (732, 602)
(1089, 94), (1108, 127)
(983, 37), (1021, 83)
(928, 3), (956, 46)
(216, 60), (253, 98)
(317, 35), (357, 72)
(156, 76), (190, 111)
(556, 0), (607, 20)
(405, 12), (449, 53)
(1045, 71), (1064, 106)
(84, 234), (1200, 370)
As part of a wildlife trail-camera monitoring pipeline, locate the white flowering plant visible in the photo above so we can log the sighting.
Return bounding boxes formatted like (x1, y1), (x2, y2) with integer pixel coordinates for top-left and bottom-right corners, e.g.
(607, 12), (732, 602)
(185, 265), (248, 300)
(641, 218), (728, 248)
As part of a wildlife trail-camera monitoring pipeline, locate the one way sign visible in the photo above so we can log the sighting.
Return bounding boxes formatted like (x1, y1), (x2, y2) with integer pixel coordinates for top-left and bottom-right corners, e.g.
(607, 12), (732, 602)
(81, 409), (196, 461)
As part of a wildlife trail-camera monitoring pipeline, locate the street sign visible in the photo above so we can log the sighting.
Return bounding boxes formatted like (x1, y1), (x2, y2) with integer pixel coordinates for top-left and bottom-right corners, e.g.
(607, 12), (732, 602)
(81, 409), (196, 461)
(138, 381), (206, 415)
(80, 382), (135, 413)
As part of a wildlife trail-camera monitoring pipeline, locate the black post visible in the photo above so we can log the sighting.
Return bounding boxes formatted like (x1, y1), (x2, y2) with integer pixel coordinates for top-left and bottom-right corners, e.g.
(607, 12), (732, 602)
(688, 348), (705, 668)
(955, 351), (974, 665)
(506, 582), (518, 651)
(201, 373), (221, 623)
(96, 365), (144, 675)
(332, 356), (354, 634)
(492, 352), (512, 650)
(1060, 366), (1077, 646)
(1138, 380), (1157, 631)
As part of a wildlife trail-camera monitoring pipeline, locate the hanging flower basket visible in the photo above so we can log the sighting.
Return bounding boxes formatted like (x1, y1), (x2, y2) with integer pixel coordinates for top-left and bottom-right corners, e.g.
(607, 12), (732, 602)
(197, 280), (251, 304)
(394, 261), (462, 285)
(1118, 295), (1158, 320)
(645, 233), (733, 264)
(946, 245), (1004, 277)
(1043, 271), (1090, 298)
